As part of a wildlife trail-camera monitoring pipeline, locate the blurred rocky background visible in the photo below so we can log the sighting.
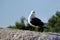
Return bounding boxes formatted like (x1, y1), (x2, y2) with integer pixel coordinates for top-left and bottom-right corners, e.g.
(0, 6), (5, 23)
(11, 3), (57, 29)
(0, 28), (60, 40)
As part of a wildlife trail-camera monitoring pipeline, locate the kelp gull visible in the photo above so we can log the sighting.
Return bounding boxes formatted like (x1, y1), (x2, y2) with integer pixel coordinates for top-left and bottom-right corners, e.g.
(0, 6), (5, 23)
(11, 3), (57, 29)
(28, 10), (47, 32)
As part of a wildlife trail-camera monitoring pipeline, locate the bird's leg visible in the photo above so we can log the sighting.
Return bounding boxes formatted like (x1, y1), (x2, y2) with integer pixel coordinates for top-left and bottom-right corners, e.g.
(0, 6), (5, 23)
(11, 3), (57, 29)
(38, 27), (44, 32)
(40, 27), (44, 32)
(34, 26), (39, 32)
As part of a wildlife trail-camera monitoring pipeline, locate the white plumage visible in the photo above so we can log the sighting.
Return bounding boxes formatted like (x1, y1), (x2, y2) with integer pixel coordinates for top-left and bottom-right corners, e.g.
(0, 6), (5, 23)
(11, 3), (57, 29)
(28, 10), (36, 27)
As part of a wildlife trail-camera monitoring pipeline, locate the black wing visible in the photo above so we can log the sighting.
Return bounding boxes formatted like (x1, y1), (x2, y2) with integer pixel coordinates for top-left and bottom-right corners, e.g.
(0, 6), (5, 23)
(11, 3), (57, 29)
(30, 17), (44, 27)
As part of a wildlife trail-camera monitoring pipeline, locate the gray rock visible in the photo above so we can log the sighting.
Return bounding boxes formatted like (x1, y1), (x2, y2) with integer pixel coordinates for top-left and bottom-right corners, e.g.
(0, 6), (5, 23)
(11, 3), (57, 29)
(0, 28), (60, 40)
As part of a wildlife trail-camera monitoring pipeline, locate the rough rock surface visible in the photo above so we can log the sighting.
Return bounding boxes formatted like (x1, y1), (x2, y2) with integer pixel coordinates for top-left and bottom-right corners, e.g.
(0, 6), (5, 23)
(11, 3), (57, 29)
(0, 28), (60, 40)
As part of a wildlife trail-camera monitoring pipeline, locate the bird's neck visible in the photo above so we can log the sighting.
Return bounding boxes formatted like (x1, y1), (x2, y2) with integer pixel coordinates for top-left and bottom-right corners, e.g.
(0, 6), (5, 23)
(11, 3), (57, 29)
(29, 14), (35, 19)
(28, 14), (35, 24)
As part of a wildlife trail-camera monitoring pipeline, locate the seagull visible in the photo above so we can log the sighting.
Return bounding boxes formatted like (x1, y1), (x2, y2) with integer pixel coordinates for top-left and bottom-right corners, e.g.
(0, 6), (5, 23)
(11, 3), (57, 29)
(28, 10), (47, 32)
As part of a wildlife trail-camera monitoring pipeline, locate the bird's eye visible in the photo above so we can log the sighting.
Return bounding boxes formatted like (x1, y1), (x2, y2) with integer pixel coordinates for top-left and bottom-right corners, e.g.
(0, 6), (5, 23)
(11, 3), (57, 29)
(33, 11), (35, 13)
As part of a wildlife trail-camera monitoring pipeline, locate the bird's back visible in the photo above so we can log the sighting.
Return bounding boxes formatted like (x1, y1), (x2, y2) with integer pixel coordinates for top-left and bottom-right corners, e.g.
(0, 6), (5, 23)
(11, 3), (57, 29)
(30, 17), (44, 27)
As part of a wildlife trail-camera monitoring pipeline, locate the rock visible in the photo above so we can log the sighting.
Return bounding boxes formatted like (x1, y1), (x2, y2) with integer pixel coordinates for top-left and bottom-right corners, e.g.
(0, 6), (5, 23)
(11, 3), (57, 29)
(0, 28), (60, 40)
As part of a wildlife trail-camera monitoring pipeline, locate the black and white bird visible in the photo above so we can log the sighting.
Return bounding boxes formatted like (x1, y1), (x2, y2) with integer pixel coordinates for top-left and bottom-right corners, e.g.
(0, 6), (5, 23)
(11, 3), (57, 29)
(28, 10), (47, 32)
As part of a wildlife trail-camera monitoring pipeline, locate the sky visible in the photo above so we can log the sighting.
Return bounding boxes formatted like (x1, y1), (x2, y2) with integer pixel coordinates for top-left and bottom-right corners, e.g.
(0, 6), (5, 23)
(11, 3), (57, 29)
(0, 0), (60, 28)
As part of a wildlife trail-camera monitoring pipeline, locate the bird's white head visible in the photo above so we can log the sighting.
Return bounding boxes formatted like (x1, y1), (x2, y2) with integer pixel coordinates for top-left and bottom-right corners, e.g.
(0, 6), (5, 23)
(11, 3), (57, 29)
(29, 10), (36, 18)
